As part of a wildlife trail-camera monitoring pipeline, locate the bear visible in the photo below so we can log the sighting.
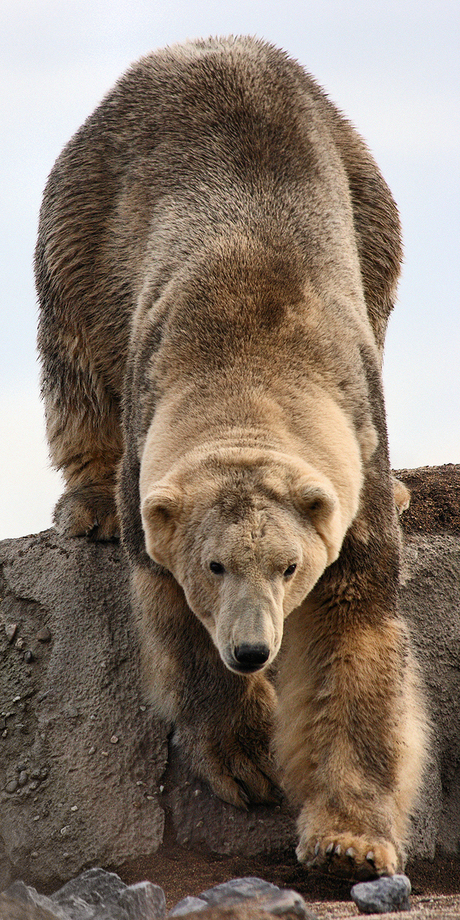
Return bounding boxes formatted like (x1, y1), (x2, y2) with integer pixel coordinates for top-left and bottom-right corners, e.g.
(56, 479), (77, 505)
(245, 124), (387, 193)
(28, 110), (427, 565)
(35, 36), (427, 879)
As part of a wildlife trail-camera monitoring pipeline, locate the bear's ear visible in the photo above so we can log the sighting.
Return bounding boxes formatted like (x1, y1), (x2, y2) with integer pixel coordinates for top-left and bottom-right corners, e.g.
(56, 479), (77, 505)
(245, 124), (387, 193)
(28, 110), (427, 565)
(141, 485), (182, 569)
(295, 483), (343, 564)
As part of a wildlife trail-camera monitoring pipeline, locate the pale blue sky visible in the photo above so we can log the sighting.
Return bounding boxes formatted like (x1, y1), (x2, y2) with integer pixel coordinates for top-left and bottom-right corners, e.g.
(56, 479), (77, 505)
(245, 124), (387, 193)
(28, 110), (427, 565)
(1, 0), (459, 538)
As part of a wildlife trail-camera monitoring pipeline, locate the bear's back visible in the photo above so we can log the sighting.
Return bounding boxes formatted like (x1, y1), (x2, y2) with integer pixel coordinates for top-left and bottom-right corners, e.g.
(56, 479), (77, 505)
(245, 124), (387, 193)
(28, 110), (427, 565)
(36, 37), (401, 415)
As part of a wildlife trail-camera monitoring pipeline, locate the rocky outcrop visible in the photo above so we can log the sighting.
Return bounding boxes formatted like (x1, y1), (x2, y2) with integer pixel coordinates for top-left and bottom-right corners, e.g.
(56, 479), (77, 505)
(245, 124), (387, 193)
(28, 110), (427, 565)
(1, 872), (318, 920)
(1, 466), (459, 896)
(0, 532), (167, 890)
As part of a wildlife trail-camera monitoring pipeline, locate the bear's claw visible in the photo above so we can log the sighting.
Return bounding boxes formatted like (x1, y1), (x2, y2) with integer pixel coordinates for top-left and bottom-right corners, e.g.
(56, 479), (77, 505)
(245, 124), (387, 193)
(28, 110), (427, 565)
(174, 722), (282, 810)
(235, 774), (283, 808)
(210, 759), (283, 810)
(299, 832), (399, 880)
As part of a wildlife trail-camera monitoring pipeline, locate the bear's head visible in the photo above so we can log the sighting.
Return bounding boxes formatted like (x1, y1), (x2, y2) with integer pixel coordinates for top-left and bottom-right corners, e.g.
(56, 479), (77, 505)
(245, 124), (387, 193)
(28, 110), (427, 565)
(141, 447), (348, 674)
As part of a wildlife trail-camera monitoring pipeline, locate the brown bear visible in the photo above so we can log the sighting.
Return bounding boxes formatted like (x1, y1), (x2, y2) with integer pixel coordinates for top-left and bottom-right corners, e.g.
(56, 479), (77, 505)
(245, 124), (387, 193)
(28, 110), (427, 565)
(36, 36), (427, 878)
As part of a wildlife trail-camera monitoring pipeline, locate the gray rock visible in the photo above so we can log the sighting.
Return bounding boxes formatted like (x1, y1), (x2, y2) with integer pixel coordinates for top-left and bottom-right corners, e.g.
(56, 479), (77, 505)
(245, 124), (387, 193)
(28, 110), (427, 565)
(199, 877), (285, 905)
(50, 868), (166, 919)
(2, 880), (69, 919)
(194, 878), (311, 918)
(114, 881), (166, 920)
(50, 867), (127, 913)
(169, 896), (209, 916)
(350, 874), (411, 914)
(3, 869), (166, 920)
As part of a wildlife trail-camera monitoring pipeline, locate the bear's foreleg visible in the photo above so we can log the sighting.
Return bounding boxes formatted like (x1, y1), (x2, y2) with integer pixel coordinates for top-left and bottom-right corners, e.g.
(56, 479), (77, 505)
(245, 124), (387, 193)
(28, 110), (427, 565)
(275, 568), (426, 879)
(132, 564), (282, 809)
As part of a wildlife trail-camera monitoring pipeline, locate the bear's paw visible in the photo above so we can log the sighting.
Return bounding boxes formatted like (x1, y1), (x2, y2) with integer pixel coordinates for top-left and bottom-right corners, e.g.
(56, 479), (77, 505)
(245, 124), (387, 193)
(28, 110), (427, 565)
(209, 750), (283, 810)
(53, 485), (120, 541)
(174, 728), (283, 810)
(297, 831), (399, 880)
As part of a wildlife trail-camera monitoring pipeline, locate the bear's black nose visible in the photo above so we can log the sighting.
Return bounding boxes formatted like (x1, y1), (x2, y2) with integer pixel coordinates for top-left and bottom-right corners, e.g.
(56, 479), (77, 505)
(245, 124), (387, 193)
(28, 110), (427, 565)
(234, 643), (270, 670)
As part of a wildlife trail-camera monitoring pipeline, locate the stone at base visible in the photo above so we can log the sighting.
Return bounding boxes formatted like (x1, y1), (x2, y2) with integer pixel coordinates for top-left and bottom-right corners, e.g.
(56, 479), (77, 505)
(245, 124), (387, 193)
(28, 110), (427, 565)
(350, 874), (411, 914)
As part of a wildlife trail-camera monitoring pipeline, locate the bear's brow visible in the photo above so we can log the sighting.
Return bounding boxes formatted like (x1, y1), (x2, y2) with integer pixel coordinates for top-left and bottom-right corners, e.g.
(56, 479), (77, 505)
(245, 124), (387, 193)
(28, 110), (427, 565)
(215, 484), (274, 522)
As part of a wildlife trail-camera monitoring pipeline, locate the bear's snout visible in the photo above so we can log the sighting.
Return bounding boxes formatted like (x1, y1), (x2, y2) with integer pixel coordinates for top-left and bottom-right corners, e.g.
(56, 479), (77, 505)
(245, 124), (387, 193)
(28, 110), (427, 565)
(233, 642), (270, 673)
(216, 586), (283, 674)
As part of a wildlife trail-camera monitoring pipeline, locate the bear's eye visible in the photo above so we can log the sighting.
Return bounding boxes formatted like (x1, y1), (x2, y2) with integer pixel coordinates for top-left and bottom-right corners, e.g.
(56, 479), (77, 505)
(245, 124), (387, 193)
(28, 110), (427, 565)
(209, 561), (225, 575)
(283, 563), (297, 578)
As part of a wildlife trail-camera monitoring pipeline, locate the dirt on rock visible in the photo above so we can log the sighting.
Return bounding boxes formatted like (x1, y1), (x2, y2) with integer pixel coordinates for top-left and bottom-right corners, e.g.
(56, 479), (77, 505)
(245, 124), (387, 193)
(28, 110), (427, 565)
(396, 464), (460, 535)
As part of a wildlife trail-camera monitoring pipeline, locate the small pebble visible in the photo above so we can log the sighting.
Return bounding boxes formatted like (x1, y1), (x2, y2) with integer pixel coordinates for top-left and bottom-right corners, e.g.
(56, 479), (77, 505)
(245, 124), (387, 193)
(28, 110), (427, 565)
(5, 623), (18, 642)
(24, 649), (35, 663)
(5, 779), (19, 794)
(351, 874), (411, 914)
(36, 626), (51, 642)
(15, 638), (25, 650)
(110, 735), (119, 744)
(18, 771), (28, 787)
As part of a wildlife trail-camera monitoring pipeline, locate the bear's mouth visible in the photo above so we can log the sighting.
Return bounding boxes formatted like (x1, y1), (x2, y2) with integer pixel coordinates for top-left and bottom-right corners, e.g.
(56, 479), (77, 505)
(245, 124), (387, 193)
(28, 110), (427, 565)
(231, 661), (267, 674)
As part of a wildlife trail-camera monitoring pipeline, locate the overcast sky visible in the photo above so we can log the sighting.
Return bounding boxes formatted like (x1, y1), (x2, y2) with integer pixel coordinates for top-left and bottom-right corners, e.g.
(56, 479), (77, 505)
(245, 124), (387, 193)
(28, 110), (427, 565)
(1, 0), (459, 539)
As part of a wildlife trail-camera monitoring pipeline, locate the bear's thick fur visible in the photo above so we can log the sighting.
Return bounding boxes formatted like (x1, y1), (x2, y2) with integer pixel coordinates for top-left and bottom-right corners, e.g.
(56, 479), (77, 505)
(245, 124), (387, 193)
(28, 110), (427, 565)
(36, 36), (427, 878)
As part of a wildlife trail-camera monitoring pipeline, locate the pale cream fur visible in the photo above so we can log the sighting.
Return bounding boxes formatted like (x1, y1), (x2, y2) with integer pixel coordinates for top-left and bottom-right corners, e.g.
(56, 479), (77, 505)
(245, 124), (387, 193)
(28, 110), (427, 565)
(141, 449), (345, 671)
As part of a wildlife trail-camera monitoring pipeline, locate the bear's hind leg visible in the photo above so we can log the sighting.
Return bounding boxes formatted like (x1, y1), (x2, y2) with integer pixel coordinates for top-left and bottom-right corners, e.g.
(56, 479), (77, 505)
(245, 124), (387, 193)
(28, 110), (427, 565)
(42, 354), (123, 541)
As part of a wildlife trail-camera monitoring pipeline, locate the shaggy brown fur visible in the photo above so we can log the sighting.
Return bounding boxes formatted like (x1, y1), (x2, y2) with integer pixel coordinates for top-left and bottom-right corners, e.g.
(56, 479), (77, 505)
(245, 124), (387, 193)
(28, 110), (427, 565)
(36, 36), (427, 878)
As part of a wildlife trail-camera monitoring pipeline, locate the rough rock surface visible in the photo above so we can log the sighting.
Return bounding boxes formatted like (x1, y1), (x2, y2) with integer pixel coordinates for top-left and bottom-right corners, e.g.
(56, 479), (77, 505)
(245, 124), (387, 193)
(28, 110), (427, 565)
(0, 532), (167, 890)
(1, 465), (460, 917)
